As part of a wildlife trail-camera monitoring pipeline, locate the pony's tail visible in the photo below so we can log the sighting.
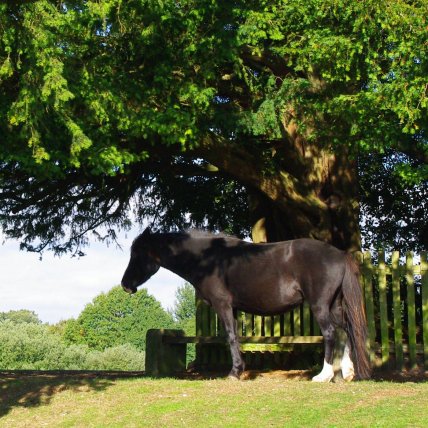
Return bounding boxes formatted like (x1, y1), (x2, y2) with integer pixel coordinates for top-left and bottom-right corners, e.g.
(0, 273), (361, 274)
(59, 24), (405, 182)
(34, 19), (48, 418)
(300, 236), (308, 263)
(342, 253), (372, 380)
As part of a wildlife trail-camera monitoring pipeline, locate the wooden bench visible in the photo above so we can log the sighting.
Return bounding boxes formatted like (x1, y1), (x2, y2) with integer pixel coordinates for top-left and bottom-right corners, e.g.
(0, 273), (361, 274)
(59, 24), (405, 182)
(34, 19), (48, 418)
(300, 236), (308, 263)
(145, 329), (324, 376)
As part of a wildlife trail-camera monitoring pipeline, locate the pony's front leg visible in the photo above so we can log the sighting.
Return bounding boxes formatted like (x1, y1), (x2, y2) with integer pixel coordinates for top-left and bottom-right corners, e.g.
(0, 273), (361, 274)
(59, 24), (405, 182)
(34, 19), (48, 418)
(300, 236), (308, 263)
(218, 306), (245, 379)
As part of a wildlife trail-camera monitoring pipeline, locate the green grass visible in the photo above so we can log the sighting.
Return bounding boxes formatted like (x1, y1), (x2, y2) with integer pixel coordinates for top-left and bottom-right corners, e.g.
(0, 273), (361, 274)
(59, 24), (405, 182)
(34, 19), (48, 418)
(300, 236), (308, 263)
(1, 372), (427, 427)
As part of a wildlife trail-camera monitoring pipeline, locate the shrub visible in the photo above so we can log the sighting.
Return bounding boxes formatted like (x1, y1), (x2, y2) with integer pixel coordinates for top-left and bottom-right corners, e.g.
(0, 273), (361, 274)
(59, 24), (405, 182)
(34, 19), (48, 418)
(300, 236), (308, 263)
(0, 321), (145, 370)
(86, 344), (145, 371)
(54, 344), (91, 370)
(0, 320), (65, 369)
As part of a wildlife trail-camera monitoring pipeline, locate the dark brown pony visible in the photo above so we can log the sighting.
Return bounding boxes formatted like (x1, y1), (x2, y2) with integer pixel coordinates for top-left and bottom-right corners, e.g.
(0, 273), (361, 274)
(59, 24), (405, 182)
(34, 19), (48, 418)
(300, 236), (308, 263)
(121, 228), (371, 381)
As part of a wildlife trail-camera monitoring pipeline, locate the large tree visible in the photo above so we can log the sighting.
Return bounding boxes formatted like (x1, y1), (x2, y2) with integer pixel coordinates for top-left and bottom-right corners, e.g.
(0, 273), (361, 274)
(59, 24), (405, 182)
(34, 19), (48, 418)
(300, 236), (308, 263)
(0, 0), (426, 254)
(63, 286), (175, 350)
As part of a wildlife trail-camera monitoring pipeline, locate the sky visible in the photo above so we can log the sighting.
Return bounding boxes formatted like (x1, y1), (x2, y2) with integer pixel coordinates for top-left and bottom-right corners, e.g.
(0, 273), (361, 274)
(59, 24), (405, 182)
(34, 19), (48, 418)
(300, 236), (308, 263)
(0, 230), (184, 324)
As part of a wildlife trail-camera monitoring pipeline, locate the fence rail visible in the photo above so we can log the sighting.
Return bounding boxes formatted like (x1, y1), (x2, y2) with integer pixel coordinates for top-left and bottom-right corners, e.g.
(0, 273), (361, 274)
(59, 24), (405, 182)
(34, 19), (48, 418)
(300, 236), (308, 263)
(195, 251), (428, 371)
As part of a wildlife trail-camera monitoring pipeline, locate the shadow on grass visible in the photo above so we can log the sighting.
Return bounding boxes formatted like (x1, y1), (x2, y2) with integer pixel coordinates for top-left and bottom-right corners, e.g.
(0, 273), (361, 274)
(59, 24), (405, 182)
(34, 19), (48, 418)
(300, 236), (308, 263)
(0, 370), (145, 418)
(174, 368), (315, 381)
(176, 367), (427, 383)
(371, 368), (428, 383)
(1, 367), (425, 418)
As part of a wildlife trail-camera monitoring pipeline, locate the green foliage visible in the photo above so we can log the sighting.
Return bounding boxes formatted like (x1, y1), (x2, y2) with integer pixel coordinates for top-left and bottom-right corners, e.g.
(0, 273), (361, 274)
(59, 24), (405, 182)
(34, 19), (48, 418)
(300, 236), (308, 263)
(85, 344), (145, 371)
(0, 285), (177, 370)
(63, 286), (175, 351)
(0, 320), (60, 369)
(171, 282), (196, 364)
(0, 320), (145, 370)
(57, 344), (93, 370)
(171, 283), (196, 327)
(360, 152), (427, 251)
(0, 309), (42, 324)
(47, 318), (69, 337)
(0, 0), (426, 253)
(238, 0), (428, 154)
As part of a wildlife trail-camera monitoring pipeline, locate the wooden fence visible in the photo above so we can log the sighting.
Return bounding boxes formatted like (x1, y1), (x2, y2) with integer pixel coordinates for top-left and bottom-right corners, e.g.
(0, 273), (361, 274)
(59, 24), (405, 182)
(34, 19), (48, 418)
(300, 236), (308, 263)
(195, 251), (428, 371)
(362, 251), (427, 370)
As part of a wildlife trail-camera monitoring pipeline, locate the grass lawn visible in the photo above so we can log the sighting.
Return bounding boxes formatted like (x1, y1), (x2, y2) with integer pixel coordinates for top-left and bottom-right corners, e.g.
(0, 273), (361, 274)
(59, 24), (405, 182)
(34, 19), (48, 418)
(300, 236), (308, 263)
(1, 370), (427, 427)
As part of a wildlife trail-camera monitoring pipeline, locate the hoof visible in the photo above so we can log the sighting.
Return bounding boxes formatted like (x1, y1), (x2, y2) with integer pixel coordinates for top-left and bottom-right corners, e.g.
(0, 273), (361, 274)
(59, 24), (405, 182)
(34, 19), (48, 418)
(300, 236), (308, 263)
(227, 374), (240, 381)
(342, 373), (355, 382)
(227, 370), (242, 381)
(341, 362), (355, 382)
(312, 373), (334, 383)
(312, 360), (334, 383)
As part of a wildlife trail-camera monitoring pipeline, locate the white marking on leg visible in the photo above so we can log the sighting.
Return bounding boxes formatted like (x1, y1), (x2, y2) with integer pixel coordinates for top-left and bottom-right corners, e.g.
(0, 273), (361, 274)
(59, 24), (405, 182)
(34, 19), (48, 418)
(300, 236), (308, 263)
(341, 340), (355, 382)
(312, 359), (334, 383)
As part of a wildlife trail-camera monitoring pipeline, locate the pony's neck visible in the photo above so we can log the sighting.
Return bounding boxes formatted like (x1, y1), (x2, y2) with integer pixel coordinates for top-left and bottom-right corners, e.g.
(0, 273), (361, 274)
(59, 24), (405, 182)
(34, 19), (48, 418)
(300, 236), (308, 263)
(153, 232), (207, 283)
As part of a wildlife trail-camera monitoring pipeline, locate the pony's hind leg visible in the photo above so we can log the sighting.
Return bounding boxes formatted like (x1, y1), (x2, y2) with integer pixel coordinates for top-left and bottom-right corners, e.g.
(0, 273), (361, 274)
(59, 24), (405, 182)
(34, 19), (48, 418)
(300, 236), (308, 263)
(340, 339), (355, 381)
(312, 310), (336, 383)
(312, 324), (335, 382)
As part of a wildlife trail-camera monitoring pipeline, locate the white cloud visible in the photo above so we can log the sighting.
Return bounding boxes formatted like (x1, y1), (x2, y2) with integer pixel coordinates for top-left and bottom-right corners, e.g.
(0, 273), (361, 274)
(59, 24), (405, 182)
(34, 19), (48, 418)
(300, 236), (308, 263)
(0, 232), (184, 324)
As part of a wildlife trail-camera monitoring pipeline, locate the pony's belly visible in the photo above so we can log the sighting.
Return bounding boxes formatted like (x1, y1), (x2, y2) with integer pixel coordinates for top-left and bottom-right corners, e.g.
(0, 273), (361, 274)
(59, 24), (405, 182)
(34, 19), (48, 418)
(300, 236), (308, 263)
(233, 286), (304, 316)
(237, 300), (302, 317)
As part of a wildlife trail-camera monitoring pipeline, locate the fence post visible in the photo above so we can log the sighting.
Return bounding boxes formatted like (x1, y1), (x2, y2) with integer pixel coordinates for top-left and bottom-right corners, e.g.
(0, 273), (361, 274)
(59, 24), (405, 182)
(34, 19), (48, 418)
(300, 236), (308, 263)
(254, 315), (263, 367)
(421, 252), (428, 370)
(362, 251), (376, 365)
(406, 252), (417, 369)
(145, 329), (186, 377)
(391, 251), (403, 369)
(378, 250), (390, 368)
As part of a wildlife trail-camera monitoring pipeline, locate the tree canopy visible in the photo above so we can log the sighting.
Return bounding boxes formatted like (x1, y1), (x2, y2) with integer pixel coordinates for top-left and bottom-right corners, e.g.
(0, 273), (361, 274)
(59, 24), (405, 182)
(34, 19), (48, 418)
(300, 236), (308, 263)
(0, 309), (42, 324)
(0, 0), (426, 253)
(63, 286), (175, 350)
(171, 282), (196, 324)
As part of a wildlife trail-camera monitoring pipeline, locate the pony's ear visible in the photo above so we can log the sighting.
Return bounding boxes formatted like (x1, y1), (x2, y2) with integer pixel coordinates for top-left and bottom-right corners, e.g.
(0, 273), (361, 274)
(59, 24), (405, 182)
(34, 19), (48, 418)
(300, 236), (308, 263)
(142, 227), (151, 237)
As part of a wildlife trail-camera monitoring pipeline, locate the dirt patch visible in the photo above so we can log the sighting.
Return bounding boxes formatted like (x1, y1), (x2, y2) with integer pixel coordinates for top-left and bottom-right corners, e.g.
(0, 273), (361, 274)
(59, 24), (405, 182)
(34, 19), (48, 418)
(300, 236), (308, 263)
(177, 367), (428, 383)
(1, 368), (426, 383)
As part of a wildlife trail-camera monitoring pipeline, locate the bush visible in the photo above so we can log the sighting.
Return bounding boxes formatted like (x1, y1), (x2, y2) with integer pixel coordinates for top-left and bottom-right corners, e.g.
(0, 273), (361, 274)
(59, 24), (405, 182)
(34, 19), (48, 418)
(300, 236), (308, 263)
(0, 321), (145, 371)
(0, 320), (65, 369)
(86, 344), (145, 371)
(53, 344), (91, 370)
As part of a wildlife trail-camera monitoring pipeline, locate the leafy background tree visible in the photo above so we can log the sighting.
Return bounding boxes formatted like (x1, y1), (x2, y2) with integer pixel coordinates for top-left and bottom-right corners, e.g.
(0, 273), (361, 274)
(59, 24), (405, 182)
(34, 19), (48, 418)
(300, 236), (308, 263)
(359, 152), (427, 251)
(0, 309), (42, 324)
(0, 285), (183, 370)
(0, 0), (426, 256)
(171, 283), (196, 364)
(63, 286), (175, 351)
(171, 283), (196, 333)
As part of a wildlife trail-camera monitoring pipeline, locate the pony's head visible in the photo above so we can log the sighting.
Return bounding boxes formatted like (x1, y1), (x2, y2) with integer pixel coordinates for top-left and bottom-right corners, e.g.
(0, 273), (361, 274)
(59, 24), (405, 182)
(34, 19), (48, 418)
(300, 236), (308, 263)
(121, 228), (160, 294)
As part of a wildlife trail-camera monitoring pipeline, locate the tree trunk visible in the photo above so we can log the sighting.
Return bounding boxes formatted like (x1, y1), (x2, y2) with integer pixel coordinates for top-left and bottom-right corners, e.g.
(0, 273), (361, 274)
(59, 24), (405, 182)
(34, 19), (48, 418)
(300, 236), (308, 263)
(199, 120), (360, 252)
(248, 148), (360, 252)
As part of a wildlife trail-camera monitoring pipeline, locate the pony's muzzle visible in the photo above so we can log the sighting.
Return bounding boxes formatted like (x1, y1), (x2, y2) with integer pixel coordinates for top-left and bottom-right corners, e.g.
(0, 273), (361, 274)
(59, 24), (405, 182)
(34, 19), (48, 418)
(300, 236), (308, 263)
(122, 283), (137, 294)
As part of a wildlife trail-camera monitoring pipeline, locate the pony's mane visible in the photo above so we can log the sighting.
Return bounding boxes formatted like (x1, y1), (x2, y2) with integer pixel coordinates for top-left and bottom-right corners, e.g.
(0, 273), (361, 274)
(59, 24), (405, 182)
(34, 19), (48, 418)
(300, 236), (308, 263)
(185, 229), (240, 241)
(131, 229), (240, 251)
